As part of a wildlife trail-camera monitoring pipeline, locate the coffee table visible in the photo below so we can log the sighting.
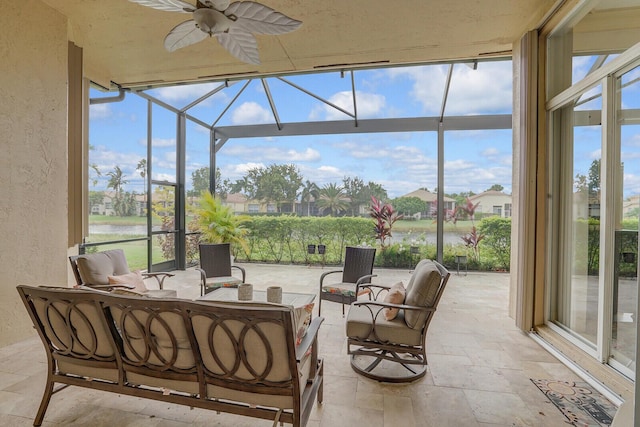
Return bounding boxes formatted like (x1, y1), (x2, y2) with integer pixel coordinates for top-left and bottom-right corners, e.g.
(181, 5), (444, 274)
(197, 287), (315, 308)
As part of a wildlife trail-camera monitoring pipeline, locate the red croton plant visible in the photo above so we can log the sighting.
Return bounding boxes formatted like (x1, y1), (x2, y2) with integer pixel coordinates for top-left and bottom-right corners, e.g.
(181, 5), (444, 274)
(369, 196), (403, 249)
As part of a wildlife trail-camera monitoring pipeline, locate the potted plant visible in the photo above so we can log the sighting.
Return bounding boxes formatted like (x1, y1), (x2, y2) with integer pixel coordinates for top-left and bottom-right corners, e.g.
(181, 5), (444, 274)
(195, 190), (251, 257)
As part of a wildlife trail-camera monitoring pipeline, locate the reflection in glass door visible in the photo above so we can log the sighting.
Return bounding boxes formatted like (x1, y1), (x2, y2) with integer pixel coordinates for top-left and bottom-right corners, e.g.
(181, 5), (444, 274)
(609, 65), (640, 376)
(550, 84), (603, 349)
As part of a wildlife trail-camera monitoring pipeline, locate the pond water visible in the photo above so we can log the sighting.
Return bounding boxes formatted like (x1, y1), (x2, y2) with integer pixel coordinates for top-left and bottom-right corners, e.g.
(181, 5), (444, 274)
(390, 231), (466, 246)
(90, 225), (467, 246)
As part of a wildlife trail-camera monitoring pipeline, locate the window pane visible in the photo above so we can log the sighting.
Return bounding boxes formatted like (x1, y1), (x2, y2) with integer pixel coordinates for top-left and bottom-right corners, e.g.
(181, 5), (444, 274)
(88, 89), (149, 244)
(549, 85), (603, 348)
(610, 65), (640, 375)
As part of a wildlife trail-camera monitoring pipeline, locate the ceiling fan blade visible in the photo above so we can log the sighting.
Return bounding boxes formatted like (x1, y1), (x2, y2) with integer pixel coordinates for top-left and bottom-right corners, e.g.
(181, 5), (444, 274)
(129, 0), (195, 13)
(215, 28), (260, 65)
(199, 0), (230, 11)
(226, 1), (302, 35)
(164, 20), (208, 52)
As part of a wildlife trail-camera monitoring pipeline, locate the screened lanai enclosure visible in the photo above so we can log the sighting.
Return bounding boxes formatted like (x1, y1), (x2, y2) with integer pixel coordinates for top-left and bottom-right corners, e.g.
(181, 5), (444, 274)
(87, 59), (514, 270)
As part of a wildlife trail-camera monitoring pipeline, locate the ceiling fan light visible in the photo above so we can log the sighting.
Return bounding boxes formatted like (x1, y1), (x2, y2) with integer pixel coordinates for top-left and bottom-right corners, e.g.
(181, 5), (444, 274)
(194, 8), (231, 35)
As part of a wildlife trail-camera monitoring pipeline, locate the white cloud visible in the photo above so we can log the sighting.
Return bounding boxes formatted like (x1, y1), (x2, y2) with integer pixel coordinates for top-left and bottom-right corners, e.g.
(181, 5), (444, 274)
(387, 61), (512, 116)
(310, 91), (385, 121)
(481, 147), (500, 157)
(231, 102), (272, 125)
(223, 144), (320, 162)
(234, 162), (266, 174)
(153, 82), (223, 106)
(152, 138), (176, 147)
(89, 104), (113, 119)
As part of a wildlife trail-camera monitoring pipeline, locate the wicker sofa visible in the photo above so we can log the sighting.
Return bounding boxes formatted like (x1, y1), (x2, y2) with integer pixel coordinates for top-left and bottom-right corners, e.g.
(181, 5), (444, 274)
(17, 285), (324, 427)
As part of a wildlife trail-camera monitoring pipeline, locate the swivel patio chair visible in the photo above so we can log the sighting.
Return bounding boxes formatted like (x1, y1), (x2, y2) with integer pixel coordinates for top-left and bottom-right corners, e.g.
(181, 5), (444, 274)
(346, 259), (450, 382)
(318, 246), (376, 316)
(69, 248), (177, 297)
(198, 243), (246, 296)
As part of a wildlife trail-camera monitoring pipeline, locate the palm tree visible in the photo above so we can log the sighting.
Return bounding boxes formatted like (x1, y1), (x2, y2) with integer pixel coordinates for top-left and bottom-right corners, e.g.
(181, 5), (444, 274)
(106, 165), (127, 197)
(106, 165), (129, 216)
(300, 180), (319, 216)
(136, 159), (147, 194)
(316, 183), (348, 216)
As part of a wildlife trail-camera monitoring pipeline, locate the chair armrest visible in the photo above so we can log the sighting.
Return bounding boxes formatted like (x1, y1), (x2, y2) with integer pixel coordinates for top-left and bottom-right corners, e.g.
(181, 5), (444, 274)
(296, 316), (324, 362)
(354, 274), (378, 298)
(357, 282), (393, 300)
(142, 271), (175, 290)
(355, 274), (377, 286)
(319, 270), (342, 286)
(352, 300), (435, 313)
(196, 268), (206, 296)
(91, 284), (136, 290)
(231, 265), (246, 282)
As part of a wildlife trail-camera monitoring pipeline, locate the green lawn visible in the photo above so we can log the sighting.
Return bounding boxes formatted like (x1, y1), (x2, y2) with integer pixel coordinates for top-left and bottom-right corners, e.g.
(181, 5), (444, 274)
(89, 215), (146, 226)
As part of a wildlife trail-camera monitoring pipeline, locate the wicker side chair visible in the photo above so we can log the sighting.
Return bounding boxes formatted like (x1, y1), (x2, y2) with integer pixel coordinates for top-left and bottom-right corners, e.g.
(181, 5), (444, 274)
(318, 246), (376, 316)
(198, 243), (246, 296)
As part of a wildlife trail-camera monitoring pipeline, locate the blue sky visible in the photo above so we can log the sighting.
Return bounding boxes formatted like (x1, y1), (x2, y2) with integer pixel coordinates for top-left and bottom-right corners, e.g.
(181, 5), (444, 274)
(88, 57), (640, 200)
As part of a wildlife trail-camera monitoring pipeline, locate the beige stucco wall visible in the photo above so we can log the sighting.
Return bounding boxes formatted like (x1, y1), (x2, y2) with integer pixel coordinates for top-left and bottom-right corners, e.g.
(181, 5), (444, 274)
(0, 0), (69, 347)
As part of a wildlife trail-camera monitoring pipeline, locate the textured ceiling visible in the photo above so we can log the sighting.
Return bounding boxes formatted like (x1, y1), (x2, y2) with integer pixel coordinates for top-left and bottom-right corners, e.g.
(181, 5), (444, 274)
(38, 0), (587, 89)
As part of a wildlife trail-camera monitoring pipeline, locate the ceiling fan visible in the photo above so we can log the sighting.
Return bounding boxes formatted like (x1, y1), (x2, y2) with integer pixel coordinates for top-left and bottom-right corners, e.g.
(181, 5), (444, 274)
(129, 0), (302, 65)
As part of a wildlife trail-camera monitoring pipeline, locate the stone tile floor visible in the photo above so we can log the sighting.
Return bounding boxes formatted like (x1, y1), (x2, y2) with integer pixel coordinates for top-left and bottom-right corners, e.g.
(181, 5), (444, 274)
(0, 263), (606, 426)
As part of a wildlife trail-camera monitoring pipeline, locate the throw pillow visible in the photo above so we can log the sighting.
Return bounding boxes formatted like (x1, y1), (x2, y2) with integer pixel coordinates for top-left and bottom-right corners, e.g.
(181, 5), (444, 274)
(383, 281), (406, 320)
(108, 270), (148, 293)
(294, 303), (315, 347)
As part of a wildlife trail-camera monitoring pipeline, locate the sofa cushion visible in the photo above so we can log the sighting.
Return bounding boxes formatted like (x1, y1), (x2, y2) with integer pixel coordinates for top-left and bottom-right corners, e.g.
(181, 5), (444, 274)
(383, 281), (406, 320)
(404, 260), (442, 329)
(76, 249), (130, 286)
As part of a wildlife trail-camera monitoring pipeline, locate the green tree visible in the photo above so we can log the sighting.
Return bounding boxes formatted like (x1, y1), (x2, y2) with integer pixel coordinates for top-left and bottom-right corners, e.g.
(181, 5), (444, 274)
(316, 183), (349, 216)
(188, 166), (232, 200)
(342, 176), (388, 216)
(238, 164), (303, 212)
(114, 191), (137, 217)
(189, 166), (209, 199)
(588, 158), (601, 198)
(232, 175), (257, 200)
(486, 184), (504, 192)
(392, 196), (425, 216)
(136, 159), (147, 194)
(106, 165), (127, 196)
(300, 180), (319, 216)
(342, 176), (366, 216)
(106, 165), (130, 216)
(478, 216), (511, 270)
(90, 163), (102, 187)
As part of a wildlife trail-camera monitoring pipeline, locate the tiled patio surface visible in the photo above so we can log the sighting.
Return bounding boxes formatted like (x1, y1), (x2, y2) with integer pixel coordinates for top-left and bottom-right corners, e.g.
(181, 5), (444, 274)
(1, 262), (603, 426)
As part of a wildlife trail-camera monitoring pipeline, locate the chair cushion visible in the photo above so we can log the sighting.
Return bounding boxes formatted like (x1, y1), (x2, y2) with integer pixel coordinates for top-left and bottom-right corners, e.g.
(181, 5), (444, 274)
(404, 259), (431, 294)
(204, 276), (243, 292)
(383, 282), (406, 320)
(108, 270), (147, 292)
(322, 283), (371, 297)
(346, 306), (422, 346)
(76, 250), (130, 286)
(404, 260), (442, 329)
